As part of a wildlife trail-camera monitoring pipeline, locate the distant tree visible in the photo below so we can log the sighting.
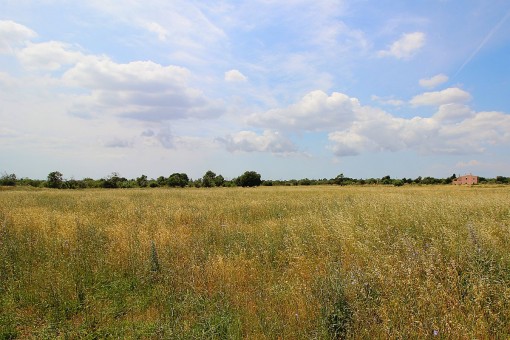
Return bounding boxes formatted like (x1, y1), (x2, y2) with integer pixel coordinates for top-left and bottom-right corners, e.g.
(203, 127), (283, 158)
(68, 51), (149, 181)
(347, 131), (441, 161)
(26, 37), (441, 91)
(101, 172), (122, 188)
(214, 174), (225, 187)
(156, 176), (167, 187)
(168, 173), (189, 187)
(393, 179), (404, 187)
(332, 173), (356, 186)
(82, 178), (100, 188)
(64, 178), (86, 189)
(136, 175), (149, 188)
(299, 178), (312, 186)
(421, 176), (440, 185)
(237, 171), (262, 187)
(0, 172), (17, 186)
(496, 176), (509, 184)
(202, 170), (217, 188)
(17, 177), (44, 187)
(193, 178), (202, 188)
(381, 175), (392, 185)
(47, 171), (64, 188)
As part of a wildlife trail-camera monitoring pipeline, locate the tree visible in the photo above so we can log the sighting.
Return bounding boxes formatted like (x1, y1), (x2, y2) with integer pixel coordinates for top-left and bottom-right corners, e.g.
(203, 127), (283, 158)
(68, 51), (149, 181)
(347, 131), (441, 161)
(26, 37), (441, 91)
(393, 179), (404, 187)
(156, 176), (167, 187)
(168, 173), (189, 187)
(202, 170), (216, 188)
(496, 176), (509, 184)
(101, 172), (123, 188)
(237, 171), (262, 187)
(214, 174), (225, 187)
(333, 173), (350, 186)
(0, 172), (16, 186)
(47, 171), (64, 188)
(136, 175), (149, 188)
(381, 175), (392, 185)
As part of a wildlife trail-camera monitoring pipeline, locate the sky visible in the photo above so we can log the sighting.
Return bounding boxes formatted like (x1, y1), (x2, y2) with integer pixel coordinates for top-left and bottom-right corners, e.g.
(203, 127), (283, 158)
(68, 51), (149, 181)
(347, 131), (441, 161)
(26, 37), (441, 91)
(1, 0), (510, 181)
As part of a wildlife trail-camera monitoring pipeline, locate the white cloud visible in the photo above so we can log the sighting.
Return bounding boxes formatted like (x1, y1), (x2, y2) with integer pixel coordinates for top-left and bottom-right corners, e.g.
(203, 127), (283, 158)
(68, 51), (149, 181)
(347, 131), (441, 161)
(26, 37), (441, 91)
(327, 105), (510, 157)
(218, 130), (297, 154)
(432, 103), (474, 123)
(0, 21), (225, 124)
(144, 22), (169, 41)
(18, 41), (84, 71)
(419, 74), (449, 89)
(328, 130), (372, 156)
(63, 59), (222, 120)
(245, 88), (510, 157)
(62, 57), (190, 90)
(410, 87), (472, 106)
(225, 69), (247, 82)
(0, 20), (37, 53)
(378, 32), (426, 60)
(248, 90), (359, 131)
(327, 106), (439, 156)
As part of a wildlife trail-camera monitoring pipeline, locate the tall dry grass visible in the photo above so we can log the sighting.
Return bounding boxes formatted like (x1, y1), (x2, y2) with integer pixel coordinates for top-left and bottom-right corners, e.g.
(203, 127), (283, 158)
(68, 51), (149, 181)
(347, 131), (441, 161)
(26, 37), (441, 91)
(0, 185), (509, 338)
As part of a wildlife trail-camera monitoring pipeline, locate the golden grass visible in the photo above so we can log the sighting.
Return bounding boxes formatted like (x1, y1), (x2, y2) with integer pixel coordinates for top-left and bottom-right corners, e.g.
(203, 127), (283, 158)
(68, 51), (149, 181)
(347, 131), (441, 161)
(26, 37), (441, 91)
(1, 185), (509, 338)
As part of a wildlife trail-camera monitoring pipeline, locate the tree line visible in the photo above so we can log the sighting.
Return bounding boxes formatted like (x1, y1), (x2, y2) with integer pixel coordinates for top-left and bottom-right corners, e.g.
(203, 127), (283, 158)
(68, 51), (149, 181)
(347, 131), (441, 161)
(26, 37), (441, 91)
(0, 170), (262, 189)
(1, 171), (509, 189)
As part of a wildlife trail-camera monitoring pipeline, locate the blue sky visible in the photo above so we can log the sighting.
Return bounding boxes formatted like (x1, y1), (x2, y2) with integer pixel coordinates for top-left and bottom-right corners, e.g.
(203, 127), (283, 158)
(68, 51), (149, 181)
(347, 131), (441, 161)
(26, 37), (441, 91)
(1, 0), (510, 180)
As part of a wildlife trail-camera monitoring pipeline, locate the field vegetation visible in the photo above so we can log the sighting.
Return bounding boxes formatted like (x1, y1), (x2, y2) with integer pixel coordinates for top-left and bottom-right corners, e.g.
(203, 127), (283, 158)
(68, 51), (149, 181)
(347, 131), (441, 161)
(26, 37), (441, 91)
(1, 185), (509, 338)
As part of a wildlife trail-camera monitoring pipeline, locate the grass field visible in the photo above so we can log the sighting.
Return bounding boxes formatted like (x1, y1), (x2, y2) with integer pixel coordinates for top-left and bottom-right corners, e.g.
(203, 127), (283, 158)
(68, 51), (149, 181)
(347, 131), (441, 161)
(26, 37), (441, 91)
(1, 185), (509, 339)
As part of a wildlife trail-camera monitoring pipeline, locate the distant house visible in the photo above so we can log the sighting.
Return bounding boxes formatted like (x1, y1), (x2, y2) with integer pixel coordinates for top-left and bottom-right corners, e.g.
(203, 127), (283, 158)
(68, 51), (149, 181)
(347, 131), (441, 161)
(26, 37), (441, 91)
(452, 174), (478, 185)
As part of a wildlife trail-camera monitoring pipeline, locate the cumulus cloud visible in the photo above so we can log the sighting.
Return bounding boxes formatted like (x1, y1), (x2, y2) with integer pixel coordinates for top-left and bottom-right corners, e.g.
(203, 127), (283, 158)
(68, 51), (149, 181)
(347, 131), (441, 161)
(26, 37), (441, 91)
(1, 20), (223, 123)
(225, 69), (247, 82)
(328, 130), (372, 156)
(327, 105), (510, 156)
(410, 87), (472, 106)
(62, 57), (222, 121)
(245, 89), (509, 157)
(432, 103), (474, 123)
(419, 74), (449, 89)
(248, 90), (359, 131)
(378, 32), (426, 60)
(18, 41), (84, 71)
(218, 130), (297, 154)
(327, 104), (441, 156)
(0, 20), (37, 53)
(11, 39), (222, 121)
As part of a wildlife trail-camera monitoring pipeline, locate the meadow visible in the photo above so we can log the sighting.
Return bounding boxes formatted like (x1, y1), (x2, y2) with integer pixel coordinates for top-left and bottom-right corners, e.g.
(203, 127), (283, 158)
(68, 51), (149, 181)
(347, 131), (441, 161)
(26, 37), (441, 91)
(0, 185), (509, 339)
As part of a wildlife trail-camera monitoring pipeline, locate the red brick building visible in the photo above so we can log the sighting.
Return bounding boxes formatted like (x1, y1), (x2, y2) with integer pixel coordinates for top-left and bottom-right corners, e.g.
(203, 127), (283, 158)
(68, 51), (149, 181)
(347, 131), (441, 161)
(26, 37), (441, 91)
(452, 174), (478, 185)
